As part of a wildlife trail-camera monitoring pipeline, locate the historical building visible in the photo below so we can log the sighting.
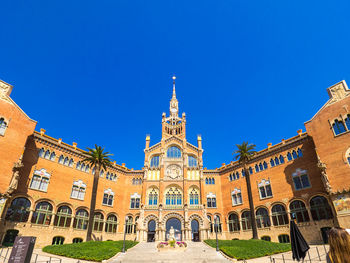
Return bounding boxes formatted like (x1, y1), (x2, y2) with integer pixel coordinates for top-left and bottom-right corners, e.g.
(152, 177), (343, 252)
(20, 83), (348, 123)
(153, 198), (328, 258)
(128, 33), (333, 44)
(0, 77), (349, 247)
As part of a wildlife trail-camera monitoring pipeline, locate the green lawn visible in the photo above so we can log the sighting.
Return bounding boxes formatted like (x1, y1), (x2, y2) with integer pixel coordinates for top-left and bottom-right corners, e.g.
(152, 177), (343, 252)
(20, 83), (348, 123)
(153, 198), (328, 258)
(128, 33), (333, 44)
(204, 239), (291, 260)
(43, 240), (138, 262)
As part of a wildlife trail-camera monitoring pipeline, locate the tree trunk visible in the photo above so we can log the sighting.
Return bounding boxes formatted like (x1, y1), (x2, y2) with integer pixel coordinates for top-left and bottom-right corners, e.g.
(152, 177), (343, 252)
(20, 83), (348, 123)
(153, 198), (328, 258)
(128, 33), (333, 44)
(86, 165), (100, 241)
(244, 164), (258, 239)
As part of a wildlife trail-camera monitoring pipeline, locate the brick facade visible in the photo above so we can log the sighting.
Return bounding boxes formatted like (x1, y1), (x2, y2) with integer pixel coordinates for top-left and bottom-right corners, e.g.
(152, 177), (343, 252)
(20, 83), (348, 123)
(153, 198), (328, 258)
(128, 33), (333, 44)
(0, 78), (349, 248)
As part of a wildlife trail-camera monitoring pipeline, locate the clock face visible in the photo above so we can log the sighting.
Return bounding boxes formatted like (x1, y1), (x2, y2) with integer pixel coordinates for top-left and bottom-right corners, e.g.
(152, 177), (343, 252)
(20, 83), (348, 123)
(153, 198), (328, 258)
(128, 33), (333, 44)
(171, 107), (177, 113)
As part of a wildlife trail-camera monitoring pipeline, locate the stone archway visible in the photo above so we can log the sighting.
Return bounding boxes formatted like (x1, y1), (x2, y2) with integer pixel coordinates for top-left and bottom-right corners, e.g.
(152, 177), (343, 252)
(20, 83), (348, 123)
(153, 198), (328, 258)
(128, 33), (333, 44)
(161, 213), (185, 241)
(188, 214), (205, 241)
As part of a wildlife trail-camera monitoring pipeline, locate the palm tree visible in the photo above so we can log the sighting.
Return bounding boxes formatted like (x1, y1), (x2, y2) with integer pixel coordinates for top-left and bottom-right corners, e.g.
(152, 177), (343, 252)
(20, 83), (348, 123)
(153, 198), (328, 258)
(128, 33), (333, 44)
(81, 145), (113, 241)
(233, 142), (258, 239)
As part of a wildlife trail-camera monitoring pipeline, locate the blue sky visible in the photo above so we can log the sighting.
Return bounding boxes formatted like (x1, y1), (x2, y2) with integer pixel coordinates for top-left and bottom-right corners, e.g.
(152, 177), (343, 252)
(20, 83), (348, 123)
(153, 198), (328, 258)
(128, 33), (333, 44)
(1, 1), (350, 169)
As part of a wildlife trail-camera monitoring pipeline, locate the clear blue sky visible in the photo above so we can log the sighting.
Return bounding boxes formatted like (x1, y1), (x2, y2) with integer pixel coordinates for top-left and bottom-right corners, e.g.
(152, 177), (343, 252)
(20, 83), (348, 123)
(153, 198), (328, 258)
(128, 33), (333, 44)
(1, 1), (350, 169)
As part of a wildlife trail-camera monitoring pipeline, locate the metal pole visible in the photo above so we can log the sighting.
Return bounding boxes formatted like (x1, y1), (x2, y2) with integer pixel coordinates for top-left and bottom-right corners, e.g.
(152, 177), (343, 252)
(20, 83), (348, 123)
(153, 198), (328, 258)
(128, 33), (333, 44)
(282, 254), (285, 263)
(35, 254), (38, 262)
(308, 250), (311, 262)
(122, 217), (127, 253)
(214, 216), (219, 252)
(0, 247), (3, 257)
(49, 256), (52, 263)
(323, 244), (327, 255)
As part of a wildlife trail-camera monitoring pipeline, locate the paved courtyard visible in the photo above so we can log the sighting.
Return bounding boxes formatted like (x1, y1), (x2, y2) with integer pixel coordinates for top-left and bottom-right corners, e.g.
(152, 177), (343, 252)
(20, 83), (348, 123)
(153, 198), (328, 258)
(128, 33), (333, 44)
(110, 242), (231, 263)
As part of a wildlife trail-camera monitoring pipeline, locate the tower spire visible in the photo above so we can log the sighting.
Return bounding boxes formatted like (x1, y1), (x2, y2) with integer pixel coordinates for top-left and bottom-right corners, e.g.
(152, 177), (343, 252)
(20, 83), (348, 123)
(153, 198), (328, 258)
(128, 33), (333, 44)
(172, 75), (176, 99)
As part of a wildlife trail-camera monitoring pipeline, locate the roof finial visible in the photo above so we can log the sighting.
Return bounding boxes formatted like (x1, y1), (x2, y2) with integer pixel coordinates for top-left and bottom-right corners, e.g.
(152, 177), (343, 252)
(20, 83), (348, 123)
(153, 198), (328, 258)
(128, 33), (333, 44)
(172, 75), (176, 98)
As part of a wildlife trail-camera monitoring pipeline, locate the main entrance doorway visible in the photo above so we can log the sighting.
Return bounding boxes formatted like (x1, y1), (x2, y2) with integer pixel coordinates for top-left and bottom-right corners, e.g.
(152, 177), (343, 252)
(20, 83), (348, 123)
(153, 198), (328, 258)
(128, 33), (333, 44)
(166, 218), (182, 241)
(147, 220), (156, 242)
(191, 219), (200, 242)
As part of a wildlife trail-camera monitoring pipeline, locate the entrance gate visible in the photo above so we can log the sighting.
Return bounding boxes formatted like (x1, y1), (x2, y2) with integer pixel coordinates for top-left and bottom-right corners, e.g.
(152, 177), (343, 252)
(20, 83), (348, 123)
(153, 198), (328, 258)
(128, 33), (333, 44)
(165, 218), (182, 241)
(147, 220), (156, 242)
(191, 219), (200, 242)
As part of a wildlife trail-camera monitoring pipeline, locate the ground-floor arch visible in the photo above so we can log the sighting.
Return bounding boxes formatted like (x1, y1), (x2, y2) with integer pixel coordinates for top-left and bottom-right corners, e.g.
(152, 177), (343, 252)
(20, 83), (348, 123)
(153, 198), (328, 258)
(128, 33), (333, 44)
(191, 219), (200, 241)
(166, 217), (182, 241)
(147, 219), (156, 242)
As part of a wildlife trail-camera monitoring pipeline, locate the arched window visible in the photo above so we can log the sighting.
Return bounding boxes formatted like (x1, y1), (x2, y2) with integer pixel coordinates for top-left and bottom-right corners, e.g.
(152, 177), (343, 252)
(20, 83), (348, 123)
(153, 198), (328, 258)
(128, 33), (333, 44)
(50, 152), (56, 161)
(167, 146), (181, 158)
(189, 188), (199, 205)
(271, 204), (288, 226)
(255, 164), (259, 173)
(93, 212), (104, 232)
(44, 150), (50, 159)
(72, 238), (83, 243)
(228, 213), (240, 232)
(58, 155), (64, 164)
(38, 148), (45, 158)
(229, 174), (233, 181)
(258, 179), (272, 199)
(69, 158), (74, 167)
(259, 163), (263, 171)
(81, 163), (85, 171)
(278, 234), (290, 243)
(54, 206), (72, 228)
(100, 170), (104, 177)
(274, 157), (280, 165)
(287, 152), (292, 161)
(130, 194), (140, 209)
(207, 215), (213, 233)
(249, 167), (253, 174)
(212, 178), (215, 184)
(207, 196), (217, 208)
(256, 208), (271, 228)
(241, 169), (245, 177)
(214, 215), (222, 233)
(73, 209), (89, 230)
(148, 188), (158, 206)
(279, 155), (285, 164)
(270, 159), (275, 167)
(106, 172), (110, 180)
(92, 167), (96, 174)
(188, 156), (197, 167)
(241, 211), (251, 230)
(71, 181), (86, 200)
(292, 169), (310, 190)
(263, 161), (268, 169)
(292, 150), (298, 159)
(261, 236), (271, 241)
(205, 178), (208, 184)
(290, 200), (310, 223)
(0, 118), (7, 135)
(63, 157), (69, 166)
(76, 161), (81, 170)
(85, 165), (90, 173)
(103, 189), (114, 206)
(236, 172), (240, 179)
(150, 156), (160, 168)
(52, 236), (64, 245)
(5, 197), (31, 222)
(30, 169), (51, 192)
(231, 188), (242, 206)
(31, 201), (53, 225)
(310, 196), (333, 221)
(125, 216), (133, 234)
(105, 215), (118, 233)
(345, 114), (350, 130)
(165, 187), (182, 206)
(332, 119), (346, 135)
(297, 148), (303, 157)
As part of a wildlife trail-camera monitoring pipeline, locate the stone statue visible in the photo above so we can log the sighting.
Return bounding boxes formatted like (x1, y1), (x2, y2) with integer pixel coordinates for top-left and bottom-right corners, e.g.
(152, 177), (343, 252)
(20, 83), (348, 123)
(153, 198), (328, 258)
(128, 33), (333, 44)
(317, 154), (332, 193)
(168, 226), (176, 241)
(6, 158), (24, 196)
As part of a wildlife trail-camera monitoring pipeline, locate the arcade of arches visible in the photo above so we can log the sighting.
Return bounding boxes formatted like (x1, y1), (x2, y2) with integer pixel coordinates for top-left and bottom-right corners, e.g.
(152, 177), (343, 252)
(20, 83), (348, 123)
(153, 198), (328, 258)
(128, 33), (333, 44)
(0, 78), (350, 247)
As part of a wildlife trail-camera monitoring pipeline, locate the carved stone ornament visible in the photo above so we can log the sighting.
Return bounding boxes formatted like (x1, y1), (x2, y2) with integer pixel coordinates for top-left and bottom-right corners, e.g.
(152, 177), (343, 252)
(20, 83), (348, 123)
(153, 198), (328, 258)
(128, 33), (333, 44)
(327, 81), (350, 105)
(166, 164), (182, 180)
(5, 158), (24, 196)
(317, 155), (332, 193)
(0, 80), (13, 103)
